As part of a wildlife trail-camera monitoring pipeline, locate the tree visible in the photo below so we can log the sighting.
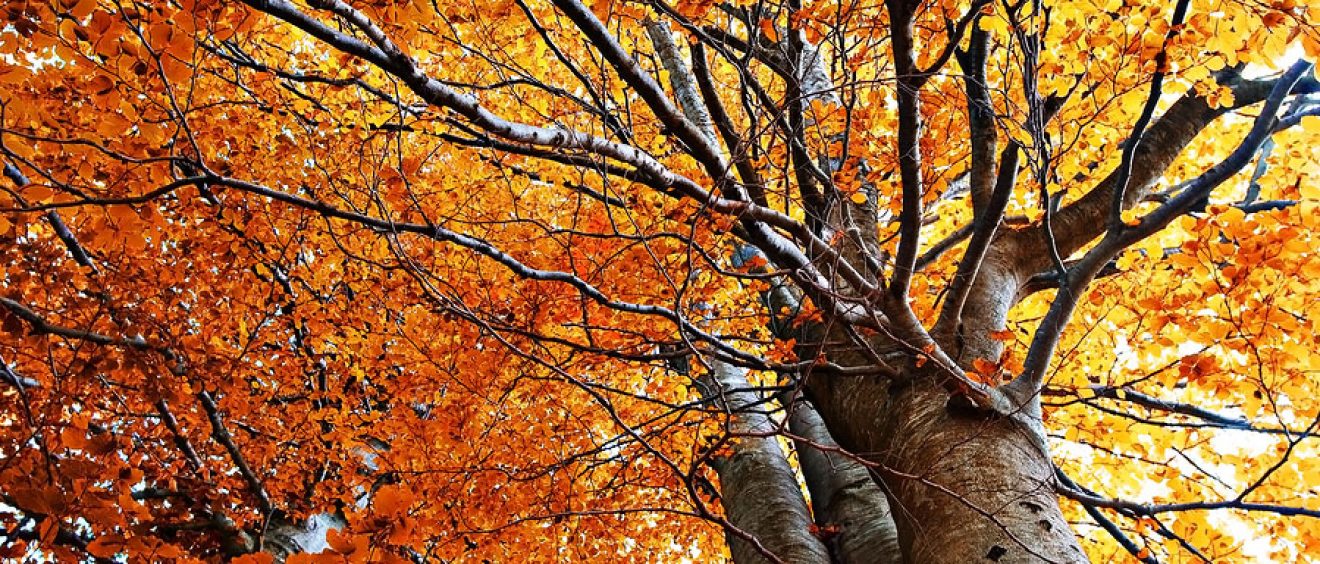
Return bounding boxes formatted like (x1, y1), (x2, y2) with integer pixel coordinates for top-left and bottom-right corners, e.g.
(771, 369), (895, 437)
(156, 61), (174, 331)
(1, 0), (1318, 561)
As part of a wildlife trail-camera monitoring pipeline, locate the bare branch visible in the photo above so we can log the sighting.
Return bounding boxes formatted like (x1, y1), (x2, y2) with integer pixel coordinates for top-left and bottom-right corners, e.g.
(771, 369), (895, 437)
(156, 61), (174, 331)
(690, 42), (767, 205)
(1058, 485), (1320, 519)
(953, 26), (998, 215)
(645, 20), (720, 147)
(1006, 69), (1319, 279)
(919, 0), (992, 85)
(886, 0), (925, 303)
(1053, 471), (1160, 564)
(550, 0), (729, 176)
(933, 143), (1020, 343)
(239, 0), (681, 184)
(1078, 386), (1316, 438)
(0, 297), (167, 357)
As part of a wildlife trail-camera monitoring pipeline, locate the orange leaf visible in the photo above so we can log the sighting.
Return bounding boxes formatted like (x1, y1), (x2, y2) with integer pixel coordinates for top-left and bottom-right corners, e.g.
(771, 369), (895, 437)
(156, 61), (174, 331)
(374, 484), (414, 517)
(38, 518), (59, 545)
(85, 534), (124, 559)
(326, 528), (360, 555)
(971, 358), (999, 378)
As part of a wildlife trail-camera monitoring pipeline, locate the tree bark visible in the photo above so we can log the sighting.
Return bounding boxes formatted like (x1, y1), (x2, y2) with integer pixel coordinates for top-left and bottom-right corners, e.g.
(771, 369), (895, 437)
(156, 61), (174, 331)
(644, 27), (831, 562)
(708, 362), (831, 564)
(787, 399), (903, 564)
(806, 370), (1084, 563)
(260, 513), (347, 562)
(876, 382), (1083, 563)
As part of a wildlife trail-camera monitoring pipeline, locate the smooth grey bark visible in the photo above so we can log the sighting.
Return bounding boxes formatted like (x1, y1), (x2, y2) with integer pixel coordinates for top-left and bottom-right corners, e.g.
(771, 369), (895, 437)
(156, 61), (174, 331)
(645, 21), (720, 148)
(875, 383), (1084, 563)
(707, 362), (831, 564)
(259, 514), (347, 562)
(786, 399), (903, 564)
(804, 367), (1084, 563)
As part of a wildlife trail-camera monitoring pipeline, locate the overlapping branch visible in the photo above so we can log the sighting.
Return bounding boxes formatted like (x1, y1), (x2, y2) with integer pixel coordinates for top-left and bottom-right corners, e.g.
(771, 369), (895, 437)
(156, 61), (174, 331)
(1006, 60), (1315, 403)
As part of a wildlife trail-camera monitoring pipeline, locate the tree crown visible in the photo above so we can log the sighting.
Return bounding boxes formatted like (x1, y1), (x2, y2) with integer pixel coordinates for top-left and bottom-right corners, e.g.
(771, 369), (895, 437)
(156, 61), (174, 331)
(1, 0), (1318, 561)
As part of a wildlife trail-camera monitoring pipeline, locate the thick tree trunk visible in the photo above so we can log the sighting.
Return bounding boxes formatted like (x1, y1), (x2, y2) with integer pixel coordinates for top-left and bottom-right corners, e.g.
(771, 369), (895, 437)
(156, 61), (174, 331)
(807, 374), (1084, 563)
(708, 362), (832, 564)
(787, 400), (903, 564)
(877, 383), (1084, 563)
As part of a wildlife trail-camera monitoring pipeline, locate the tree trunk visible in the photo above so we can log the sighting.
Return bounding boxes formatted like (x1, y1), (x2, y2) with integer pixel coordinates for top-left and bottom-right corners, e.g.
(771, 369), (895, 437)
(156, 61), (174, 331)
(879, 383), (1084, 563)
(787, 399), (903, 564)
(708, 362), (832, 564)
(807, 374), (1083, 563)
(260, 513), (347, 562)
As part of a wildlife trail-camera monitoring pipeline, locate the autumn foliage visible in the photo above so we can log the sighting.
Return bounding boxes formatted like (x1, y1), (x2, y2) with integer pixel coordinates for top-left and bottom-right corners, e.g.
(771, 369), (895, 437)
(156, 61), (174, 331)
(0, 0), (1318, 562)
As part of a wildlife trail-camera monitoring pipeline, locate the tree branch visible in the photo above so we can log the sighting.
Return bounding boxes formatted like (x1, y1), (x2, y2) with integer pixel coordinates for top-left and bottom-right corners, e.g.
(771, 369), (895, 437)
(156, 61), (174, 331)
(1054, 470), (1160, 564)
(198, 391), (275, 517)
(1007, 67), (1318, 278)
(1004, 60), (1313, 403)
(886, 0), (925, 302)
(1080, 386), (1316, 438)
(919, 0), (992, 84)
(3, 162), (97, 271)
(645, 20), (720, 148)
(1058, 485), (1320, 519)
(691, 42), (767, 206)
(1106, 0), (1192, 234)
(549, 0), (729, 176)
(239, 0), (681, 185)
(953, 26), (998, 215)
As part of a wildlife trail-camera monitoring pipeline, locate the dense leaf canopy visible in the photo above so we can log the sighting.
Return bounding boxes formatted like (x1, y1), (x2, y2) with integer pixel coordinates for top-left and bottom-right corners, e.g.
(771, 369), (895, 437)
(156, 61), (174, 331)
(0, 0), (1318, 562)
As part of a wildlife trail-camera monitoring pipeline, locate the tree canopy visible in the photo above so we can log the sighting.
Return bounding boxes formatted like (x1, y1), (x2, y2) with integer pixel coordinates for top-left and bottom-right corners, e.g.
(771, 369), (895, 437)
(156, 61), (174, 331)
(1, 0), (1318, 562)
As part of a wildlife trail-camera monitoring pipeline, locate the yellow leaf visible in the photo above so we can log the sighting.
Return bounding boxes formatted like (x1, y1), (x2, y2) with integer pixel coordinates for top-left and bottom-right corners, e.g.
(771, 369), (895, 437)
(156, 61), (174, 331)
(1301, 115), (1320, 135)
